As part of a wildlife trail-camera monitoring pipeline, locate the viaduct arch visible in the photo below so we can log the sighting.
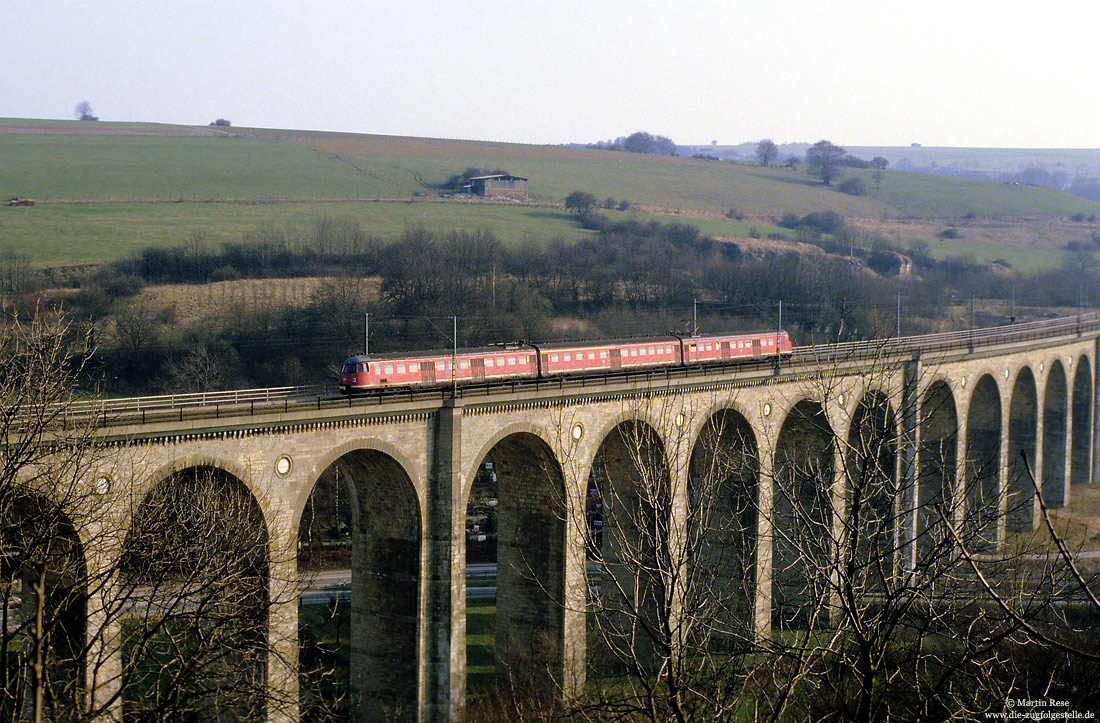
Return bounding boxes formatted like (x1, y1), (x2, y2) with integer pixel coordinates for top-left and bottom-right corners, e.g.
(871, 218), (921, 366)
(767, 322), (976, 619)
(16, 317), (1100, 721)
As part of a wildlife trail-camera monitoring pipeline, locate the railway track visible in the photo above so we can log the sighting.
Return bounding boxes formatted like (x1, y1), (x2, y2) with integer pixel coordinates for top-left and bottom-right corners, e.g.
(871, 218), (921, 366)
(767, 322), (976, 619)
(51, 313), (1100, 429)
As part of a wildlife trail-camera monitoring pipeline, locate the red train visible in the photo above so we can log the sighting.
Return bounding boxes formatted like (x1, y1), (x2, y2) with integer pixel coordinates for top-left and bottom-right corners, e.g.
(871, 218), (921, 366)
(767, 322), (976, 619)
(339, 331), (792, 394)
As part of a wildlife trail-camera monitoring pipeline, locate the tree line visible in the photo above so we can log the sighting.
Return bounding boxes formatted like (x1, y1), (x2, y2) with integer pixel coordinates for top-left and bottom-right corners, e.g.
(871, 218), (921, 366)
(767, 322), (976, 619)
(1, 206), (1097, 395)
(585, 131), (678, 155)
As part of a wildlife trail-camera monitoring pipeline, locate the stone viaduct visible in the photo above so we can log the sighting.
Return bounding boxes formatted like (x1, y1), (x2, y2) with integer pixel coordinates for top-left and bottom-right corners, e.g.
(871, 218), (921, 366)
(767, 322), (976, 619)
(48, 317), (1100, 721)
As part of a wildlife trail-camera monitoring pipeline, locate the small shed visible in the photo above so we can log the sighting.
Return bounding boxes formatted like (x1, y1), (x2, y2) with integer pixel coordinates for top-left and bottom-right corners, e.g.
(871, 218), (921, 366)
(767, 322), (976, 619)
(464, 174), (528, 199)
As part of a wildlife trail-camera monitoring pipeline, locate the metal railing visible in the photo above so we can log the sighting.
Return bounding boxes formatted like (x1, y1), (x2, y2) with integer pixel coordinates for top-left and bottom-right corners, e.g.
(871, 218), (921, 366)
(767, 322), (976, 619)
(68, 385), (329, 415)
(795, 313), (1100, 366)
(66, 314), (1100, 430)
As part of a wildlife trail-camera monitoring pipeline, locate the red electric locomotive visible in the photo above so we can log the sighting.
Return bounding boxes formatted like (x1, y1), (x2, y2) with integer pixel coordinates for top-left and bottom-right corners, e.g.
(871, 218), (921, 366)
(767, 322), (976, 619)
(339, 331), (792, 394)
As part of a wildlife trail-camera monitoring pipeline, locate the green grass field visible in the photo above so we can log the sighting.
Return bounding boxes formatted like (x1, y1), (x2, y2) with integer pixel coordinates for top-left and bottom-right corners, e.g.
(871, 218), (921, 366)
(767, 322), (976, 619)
(0, 197), (1075, 271)
(0, 134), (376, 201)
(0, 199), (601, 265)
(842, 165), (1095, 218)
(466, 599), (496, 691)
(0, 124), (888, 215)
(3, 118), (1100, 270)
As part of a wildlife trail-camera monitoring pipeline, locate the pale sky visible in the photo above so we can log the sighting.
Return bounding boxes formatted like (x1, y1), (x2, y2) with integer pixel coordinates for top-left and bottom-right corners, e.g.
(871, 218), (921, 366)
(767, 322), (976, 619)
(3, 1), (1096, 148)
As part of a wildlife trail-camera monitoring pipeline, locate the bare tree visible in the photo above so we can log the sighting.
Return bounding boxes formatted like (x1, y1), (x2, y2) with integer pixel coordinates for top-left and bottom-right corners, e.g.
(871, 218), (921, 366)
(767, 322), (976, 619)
(563, 393), (771, 722)
(523, 341), (1100, 723)
(756, 139), (778, 167)
(757, 342), (1100, 722)
(806, 139), (846, 186)
(0, 309), (299, 721)
(117, 466), (278, 721)
(0, 309), (102, 722)
(871, 156), (888, 187)
(73, 102), (97, 122)
(0, 249), (32, 298)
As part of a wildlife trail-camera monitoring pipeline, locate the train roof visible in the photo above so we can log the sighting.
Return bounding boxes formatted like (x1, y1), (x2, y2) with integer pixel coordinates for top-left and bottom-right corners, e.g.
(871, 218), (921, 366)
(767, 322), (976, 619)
(343, 330), (786, 363)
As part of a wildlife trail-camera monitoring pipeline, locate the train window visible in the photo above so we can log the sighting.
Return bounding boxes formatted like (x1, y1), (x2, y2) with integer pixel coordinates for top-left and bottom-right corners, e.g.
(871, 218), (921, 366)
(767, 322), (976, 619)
(689, 344), (697, 352)
(639, 348), (646, 356)
(436, 361), (445, 371)
(486, 358), (494, 367)
(564, 353), (571, 361)
(409, 363), (418, 372)
(649, 347), (655, 355)
(397, 364), (406, 373)
(705, 343), (712, 351)
(384, 364), (394, 374)
(508, 356), (516, 366)
(551, 354), (559, 362)
(587, 351), (594, 360)
(600, 351), (608, 359)
(460, 360), (469, 369)
(341, 362), (354, 374)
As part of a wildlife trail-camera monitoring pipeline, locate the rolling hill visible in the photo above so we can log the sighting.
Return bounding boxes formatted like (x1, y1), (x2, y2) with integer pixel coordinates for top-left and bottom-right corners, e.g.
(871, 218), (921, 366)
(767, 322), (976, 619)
(2, 118), (1100, 270)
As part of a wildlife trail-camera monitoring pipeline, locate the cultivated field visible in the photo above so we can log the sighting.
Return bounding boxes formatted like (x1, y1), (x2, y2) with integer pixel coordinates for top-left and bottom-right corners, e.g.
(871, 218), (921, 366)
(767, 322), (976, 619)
(139, 277), (347, 325)
(3, 118), (1100, 271)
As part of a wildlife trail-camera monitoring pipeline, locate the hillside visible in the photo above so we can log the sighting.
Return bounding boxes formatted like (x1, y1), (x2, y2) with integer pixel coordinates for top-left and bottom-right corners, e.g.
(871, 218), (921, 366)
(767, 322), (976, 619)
(3, 118), (1100, 270)
(684, 141), (1100, 187)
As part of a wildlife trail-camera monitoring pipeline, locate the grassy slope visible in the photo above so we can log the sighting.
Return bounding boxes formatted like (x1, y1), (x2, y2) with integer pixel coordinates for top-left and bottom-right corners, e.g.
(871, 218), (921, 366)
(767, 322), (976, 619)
(267, 128), (890, 216)
(0, 134), (375, 200)
(2, 119), (1100, 268)
(0, 200), (598, 265)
